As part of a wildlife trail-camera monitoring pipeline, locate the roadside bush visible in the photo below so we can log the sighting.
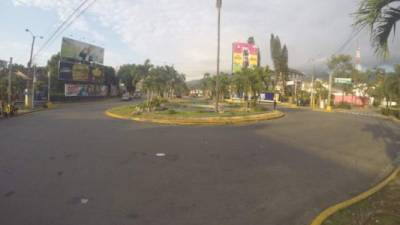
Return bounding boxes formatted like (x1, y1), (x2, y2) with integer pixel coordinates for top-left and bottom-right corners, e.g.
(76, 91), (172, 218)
(167, 109), (178, 115)
(335, 102), (352, 110)
(252, 105), (267, 112)
(135, 97), (169, 113)
(381, 108), (400, 119)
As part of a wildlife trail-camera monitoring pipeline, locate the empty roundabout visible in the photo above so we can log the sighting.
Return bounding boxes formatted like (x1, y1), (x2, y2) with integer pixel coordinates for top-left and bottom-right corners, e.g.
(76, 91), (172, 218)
(0, 99), (399, 225)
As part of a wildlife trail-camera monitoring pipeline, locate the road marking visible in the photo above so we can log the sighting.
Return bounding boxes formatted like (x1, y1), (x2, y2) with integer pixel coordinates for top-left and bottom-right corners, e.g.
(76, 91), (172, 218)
(80, 198), (89, 204)
(156, 153), (166, 157)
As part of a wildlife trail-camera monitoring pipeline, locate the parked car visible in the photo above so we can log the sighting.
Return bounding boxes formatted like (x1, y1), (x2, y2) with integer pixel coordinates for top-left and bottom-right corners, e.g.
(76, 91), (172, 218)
(133, 92), (142, 99)
(121, 92), (132, 101)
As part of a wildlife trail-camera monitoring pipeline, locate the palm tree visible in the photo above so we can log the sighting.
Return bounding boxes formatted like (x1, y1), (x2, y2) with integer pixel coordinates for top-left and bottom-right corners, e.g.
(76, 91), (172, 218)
(354, 0), (400, 55)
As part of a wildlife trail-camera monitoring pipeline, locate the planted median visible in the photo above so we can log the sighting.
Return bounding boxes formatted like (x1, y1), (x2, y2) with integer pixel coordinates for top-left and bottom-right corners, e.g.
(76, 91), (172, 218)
(106, 98), (284, 125)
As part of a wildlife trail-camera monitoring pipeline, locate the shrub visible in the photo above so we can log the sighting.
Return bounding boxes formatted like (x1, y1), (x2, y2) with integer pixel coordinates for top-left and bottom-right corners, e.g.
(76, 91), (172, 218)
(252, 105), (267, 112)
(381, 108), (400, 119)
(335, 102), (352, 110)
(138, 97), (169, 112)
(167, 109), (178, 115)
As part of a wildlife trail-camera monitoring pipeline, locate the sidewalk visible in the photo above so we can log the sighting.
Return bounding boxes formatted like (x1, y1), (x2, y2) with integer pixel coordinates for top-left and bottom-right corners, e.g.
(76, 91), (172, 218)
(311, 106), (400, 124)
(0, 105), (54, 119)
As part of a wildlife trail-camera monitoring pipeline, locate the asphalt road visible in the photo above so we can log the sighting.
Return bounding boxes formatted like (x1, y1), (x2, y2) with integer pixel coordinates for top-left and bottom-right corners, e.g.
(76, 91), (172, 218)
(1, 100), (399, 225)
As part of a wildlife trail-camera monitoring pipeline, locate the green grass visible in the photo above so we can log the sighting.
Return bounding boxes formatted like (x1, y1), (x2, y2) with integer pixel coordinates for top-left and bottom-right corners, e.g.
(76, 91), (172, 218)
(109, 98), (269, 119)
(322, 174), (400, 225)
(108, 105), (138, 115)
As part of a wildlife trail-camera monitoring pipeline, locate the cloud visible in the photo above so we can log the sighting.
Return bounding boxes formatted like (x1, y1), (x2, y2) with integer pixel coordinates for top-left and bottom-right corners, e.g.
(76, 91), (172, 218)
(11, 0), (400, 80)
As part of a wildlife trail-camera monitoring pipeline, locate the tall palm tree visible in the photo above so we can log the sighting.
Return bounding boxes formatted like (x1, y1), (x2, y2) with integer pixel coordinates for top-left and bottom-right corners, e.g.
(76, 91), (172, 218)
(355, 0), (400, 56)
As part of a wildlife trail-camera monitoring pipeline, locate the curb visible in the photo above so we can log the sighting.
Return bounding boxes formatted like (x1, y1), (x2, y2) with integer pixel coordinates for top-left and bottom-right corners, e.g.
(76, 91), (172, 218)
(17, 105), (57, 117)
(312, 109), (333, 113)
(312, 108), (400, 123)
(105, 110), (285, 125)
(310, 167), (400, 225)
(279, 103), (300, 109)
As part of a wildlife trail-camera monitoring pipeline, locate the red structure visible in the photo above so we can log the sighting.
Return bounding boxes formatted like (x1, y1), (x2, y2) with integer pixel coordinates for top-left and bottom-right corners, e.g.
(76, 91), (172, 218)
(334, 95), (369, 107)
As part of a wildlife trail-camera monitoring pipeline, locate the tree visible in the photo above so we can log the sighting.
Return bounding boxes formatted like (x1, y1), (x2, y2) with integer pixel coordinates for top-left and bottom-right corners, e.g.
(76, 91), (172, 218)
(314, 80), (328, 107)
(354, 0), (400, 56)
(270, 34), (289, 96)
(142, 65), (188, 110)
(104, 66), (118, 95)
(383, 65), (400, 107)
(232, 66), (271, 108)
(327, 55), (356, 103)
(200, 72), (230, 101)
(0, 63), (30, 102)
(201, 73), (214, 98)
(117, 60), (153, 94)
(47, 53), (65, 96)
(217, 73), (231, 100)
(247, 36), (255, 45)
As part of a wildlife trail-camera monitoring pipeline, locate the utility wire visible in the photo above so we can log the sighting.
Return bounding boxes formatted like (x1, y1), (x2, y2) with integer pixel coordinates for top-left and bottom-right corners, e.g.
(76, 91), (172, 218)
(50, 0), (98, 47)
(333, 29), (362, 55)
(33, 0), (96, 61)
(34, 0), (90, 55)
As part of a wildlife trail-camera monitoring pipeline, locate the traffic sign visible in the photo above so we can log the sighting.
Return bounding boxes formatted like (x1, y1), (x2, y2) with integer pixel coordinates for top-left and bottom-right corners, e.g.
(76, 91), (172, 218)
(334, 78), (352, 84)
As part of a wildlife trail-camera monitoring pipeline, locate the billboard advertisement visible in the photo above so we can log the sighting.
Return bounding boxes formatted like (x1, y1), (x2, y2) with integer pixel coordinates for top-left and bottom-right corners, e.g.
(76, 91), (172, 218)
(232, 42), (259, 73)
(61, 37), (104, 64)
(65, 84), (108, 97)
(59, 61), (104, 83)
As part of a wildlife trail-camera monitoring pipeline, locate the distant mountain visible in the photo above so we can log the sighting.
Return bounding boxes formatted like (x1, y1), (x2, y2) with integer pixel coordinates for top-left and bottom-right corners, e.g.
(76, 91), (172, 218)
(186, 79), (202, 89)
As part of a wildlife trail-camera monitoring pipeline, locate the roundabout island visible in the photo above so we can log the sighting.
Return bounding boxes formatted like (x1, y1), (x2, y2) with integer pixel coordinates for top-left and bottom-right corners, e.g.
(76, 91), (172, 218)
(106, 98), (284, 125)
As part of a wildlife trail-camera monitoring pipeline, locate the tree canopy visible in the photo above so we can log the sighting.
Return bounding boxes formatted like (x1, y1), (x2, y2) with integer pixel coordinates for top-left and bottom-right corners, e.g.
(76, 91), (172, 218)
(354, 0), (400, 56)
(270, 34), (289, 95)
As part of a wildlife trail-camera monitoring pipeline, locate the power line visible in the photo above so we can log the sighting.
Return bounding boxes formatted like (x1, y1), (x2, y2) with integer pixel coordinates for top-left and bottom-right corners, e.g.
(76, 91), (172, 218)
(33, 0), (96, 61)
(302, 29), (362, 71)
(333, 29), (362, 55)
(50, 0), (98, 47)
(34, 0), (90, 56)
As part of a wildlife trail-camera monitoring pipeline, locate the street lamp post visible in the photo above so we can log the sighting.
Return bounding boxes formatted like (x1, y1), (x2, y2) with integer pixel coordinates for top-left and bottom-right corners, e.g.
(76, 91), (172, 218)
(25, 29), (43, 109)
(215, 0), (222, 113)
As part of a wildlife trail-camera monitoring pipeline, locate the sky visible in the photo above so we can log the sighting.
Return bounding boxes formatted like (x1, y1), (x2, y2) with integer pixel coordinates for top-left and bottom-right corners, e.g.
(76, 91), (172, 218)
(0, 0), (399, 80)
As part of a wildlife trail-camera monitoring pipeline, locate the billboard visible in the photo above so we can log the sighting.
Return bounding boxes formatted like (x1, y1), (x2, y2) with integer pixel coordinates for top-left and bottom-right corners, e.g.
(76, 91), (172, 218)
(61, 37), (104, 64)
(59, 61), (104, 83)
(65, 84), (108, 97)
(232, 42), (259, 73)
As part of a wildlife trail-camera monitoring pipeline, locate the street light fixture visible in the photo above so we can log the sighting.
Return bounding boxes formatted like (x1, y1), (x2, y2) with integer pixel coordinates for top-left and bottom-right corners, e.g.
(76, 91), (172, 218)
(25, 28), (43, 68)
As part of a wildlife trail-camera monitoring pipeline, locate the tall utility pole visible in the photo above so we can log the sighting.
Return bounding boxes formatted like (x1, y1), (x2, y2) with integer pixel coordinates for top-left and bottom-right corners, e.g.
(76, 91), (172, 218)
(327, 71), (333, 111)
(8, 57), (13, 104)
(215, 0), (222, 112)
(25, 29), (43, 108)
(48, 71), (51, 103)
(311, 59), (315, 109)
(32, 65), (37, 109)
(294, 78), (297, 105)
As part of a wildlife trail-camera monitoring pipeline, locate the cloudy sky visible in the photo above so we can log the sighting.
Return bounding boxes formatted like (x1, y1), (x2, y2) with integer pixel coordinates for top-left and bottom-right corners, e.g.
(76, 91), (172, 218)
(0, 0), (399, 80)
